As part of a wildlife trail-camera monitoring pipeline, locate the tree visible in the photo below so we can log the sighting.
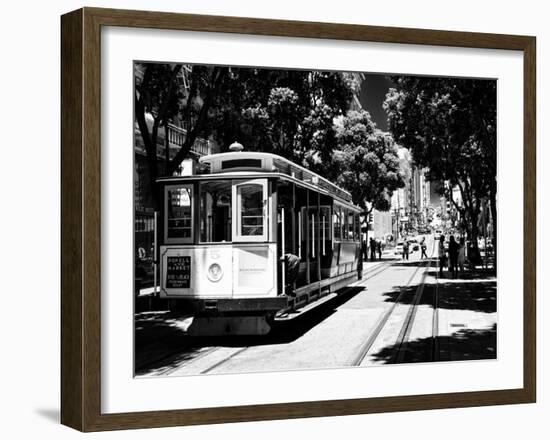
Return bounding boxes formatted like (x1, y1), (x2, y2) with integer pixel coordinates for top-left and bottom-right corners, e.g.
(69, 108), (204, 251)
(234, 69), (356, 177)
(134, 63), (227, 209)
(134, 63), (182, 209)
(383, 76), (497, 259)
(134, 65), (361, 213)
(333, 110), (405, 231)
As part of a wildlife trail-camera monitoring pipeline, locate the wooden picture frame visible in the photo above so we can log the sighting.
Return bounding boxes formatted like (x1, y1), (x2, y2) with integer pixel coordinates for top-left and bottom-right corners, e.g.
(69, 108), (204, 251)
(61, 7), (536, 432)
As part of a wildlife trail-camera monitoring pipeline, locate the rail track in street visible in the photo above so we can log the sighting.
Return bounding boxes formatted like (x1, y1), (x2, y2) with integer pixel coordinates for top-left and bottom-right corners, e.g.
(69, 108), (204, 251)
(349, 259), (430, 366)
(350, 241), (437, 366)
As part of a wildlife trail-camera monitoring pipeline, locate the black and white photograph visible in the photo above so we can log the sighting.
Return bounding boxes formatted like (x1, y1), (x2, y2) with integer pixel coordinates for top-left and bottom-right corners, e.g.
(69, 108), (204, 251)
(133, 62), (497, 378)
(2, 0), (545, 436)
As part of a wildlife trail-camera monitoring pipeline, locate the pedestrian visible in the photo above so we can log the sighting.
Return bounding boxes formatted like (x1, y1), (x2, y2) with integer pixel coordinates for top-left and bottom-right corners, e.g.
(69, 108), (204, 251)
(457, 237), (466, 274)
(420, 237), (428, 259)
(376, 240), (382, 260)
(438, 235), (446, 275)
(370, 237), (376, 261)
(361, 240), (367, 261)
(448, 235), (459, 278)
(402, 240), (410, 260)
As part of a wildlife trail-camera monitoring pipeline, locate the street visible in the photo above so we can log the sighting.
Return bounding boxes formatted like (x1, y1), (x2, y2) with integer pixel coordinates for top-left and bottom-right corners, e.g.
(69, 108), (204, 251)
(135, 235), (496, 377)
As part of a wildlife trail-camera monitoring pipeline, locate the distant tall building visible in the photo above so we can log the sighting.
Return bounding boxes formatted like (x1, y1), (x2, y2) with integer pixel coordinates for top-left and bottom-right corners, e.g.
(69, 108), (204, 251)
(411, 166), (430, 224)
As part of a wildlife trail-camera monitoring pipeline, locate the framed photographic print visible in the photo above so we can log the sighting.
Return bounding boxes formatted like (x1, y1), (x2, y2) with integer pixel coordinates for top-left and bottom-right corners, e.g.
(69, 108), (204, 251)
(61, 7), (536, 432)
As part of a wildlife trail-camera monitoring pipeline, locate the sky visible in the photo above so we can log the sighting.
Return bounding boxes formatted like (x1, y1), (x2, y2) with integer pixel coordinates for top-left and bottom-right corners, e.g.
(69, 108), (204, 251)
(358, 73), (395, 131)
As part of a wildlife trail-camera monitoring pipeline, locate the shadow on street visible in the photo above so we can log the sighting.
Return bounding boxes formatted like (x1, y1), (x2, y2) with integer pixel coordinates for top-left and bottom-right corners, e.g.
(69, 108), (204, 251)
(369, 324), (497, 364)
(382, 268), (496, 314)
(135, 286), (365, 375)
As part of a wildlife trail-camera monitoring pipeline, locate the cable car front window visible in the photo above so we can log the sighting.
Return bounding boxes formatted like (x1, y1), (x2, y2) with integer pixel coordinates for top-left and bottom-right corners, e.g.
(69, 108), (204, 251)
(199, 180), (232, 242)
(166, 185), (193, 241)
(238, 184), (264, 236)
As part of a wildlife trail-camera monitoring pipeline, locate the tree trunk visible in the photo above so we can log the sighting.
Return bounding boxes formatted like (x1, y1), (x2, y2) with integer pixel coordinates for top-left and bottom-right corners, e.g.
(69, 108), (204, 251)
(489, 189), (497, 269)
(135, 94), (160, 211)
(169, 67), (227, 174)
(134, 64), (182, 211)
(467, 211), (481, 267)
(364, 212), (370, 261)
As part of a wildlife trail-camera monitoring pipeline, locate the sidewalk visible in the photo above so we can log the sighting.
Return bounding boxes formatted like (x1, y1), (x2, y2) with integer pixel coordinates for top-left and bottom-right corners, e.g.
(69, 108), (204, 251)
(367, 264), (497, 364)
(433, 268), (497, 362)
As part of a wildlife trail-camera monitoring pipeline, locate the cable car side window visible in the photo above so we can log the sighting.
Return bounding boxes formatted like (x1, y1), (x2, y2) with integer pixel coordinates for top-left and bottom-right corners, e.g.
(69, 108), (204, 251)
(199, 180), (232, 242)
(342, 208), (349, 241)
(348, 210), (355, 240)
(333, 206), (341, 241)
(165, 184), (193, 243)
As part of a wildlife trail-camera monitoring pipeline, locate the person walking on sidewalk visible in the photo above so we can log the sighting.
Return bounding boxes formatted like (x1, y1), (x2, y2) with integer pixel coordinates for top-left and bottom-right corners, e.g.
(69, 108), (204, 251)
(376, 240), (382, 260)
(438, 235), (446, 275)
(448, 235), (459, 278)
(420, 237), (428, 259)
(402, 239), (410, 260)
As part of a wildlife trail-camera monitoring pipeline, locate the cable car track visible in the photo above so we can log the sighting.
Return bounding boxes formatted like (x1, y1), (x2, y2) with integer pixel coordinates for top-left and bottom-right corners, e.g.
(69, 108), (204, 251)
(199, 346), (250, 374)
(362, 260), (393, 281)
(136, 345), (222, 376)
(351, 241), (436, 366)
(349, 260), (429, 366)
(390, 259), (432, 363)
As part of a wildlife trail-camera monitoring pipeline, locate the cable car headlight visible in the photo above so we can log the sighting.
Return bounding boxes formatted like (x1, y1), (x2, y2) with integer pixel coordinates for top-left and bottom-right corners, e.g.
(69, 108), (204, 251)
(207, 263), (223, 282)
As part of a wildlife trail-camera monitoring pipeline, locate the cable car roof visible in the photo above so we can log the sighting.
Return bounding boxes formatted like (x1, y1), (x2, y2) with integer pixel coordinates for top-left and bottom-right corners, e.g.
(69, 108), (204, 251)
(199, 151), (353, 203)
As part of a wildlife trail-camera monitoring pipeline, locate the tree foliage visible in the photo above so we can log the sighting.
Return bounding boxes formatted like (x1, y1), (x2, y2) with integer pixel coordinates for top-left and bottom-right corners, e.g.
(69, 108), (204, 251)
(135, 63), (227, 207)
(213, 69), (355, 178)
(383, 76), (497, 242)
(333, 110), (404, 211)
(134, 64), (405, 216)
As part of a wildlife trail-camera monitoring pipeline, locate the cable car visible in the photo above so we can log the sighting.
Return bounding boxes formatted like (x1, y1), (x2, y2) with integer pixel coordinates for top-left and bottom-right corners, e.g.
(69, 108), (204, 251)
(155, 143), (362, 335)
